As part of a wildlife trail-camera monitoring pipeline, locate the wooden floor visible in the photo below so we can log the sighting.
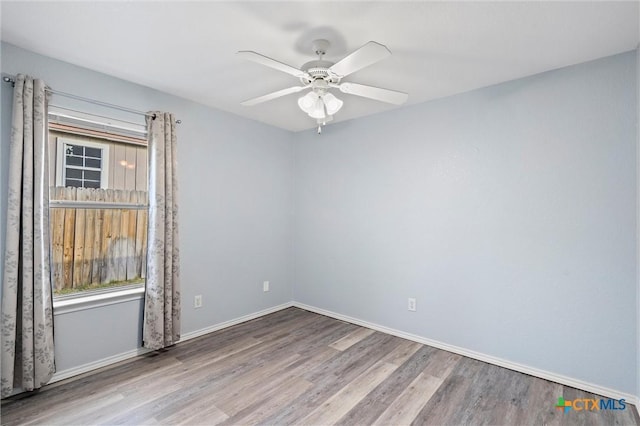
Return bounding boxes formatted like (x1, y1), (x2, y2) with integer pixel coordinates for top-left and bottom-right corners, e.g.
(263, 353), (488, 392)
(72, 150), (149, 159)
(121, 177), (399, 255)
(2, 307), (638, 425)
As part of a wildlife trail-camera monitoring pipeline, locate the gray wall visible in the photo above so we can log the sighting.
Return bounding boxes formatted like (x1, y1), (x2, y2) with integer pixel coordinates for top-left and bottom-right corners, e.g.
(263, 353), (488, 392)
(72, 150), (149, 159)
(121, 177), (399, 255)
(1, 42), (637, 397)
(1, 42), (294, 370)
(293, 51), (637, 395)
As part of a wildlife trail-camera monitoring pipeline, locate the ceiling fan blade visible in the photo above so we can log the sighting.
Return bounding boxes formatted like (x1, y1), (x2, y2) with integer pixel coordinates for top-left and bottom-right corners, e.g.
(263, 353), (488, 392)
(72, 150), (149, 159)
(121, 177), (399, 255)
(329, 41), (391, 78)
(338, 82), (408, 105)
(241, 86), (309, 106)
(237, 51), (307, 78)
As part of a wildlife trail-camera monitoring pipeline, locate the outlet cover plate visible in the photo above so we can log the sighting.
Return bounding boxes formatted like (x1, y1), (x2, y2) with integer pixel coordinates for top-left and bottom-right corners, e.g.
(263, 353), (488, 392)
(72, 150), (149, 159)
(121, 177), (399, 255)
(408, 298), (416, 312)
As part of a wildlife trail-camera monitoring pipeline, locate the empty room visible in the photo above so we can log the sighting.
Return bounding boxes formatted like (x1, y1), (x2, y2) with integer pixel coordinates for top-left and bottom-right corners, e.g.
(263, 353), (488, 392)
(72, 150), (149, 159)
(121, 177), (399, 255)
(1, 1), (639, 425)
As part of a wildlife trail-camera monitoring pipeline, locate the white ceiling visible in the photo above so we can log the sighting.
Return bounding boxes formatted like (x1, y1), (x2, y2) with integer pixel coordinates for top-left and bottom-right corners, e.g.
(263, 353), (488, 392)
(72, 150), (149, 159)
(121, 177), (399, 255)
(1, 1), (638, 132)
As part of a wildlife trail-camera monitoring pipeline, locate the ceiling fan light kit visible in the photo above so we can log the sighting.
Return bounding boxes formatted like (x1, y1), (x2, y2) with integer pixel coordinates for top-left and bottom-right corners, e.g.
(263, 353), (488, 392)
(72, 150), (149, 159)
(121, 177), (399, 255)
(238, 38), (408, 134)
(322, 93), (343, 115)
(297, 91), (343, 119)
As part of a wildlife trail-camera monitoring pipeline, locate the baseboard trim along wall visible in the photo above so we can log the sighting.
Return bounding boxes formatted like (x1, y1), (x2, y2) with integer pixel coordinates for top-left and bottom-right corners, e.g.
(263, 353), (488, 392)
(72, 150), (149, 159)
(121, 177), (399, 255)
(50, 302), (294, 385)
(180, 302), (295, 342)
(292, 302), (638, 406)
(50, 300), (637, 409)
(50, 347), (153, 383)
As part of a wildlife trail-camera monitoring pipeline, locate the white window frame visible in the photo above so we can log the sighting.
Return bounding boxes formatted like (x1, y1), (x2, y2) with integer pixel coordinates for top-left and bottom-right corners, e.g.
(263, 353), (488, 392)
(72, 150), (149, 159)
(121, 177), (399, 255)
(55, 137), (110, 189)
(53, 286), (145, 314)
(48, 110), (148, 308)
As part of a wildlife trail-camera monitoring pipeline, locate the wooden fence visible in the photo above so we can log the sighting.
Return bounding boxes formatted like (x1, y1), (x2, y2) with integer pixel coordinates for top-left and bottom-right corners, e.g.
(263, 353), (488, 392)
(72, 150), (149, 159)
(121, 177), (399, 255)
(50, 187), (148, 293)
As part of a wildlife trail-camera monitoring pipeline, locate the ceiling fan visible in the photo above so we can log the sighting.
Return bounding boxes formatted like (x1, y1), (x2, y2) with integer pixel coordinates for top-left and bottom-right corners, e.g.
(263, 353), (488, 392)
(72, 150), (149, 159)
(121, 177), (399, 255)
(238, 39), (408, 133)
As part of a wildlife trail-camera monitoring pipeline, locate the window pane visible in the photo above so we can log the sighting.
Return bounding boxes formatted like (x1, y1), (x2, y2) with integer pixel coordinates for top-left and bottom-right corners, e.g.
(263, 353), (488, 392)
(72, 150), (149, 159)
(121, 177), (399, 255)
(83, 170), (101, 181)
(50, 128), (149, 297)
(66, 168), (82, 179)
(70, 144), (84, 155)
(50, 207), (148, 296)
(85, 147), (101, 158)
(85, 158), (101, 169)
(66, 156), (83, 166)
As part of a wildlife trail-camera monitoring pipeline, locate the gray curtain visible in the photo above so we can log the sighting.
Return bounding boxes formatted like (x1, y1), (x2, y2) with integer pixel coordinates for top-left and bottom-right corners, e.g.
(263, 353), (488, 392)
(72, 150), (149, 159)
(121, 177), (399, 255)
(143, 112), (181, 350)
(1, 74), (55, 397)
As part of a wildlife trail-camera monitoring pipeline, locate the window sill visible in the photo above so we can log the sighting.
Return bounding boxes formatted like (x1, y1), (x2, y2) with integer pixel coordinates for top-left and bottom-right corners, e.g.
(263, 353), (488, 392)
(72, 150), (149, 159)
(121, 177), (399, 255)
(53, 286), (145, 315)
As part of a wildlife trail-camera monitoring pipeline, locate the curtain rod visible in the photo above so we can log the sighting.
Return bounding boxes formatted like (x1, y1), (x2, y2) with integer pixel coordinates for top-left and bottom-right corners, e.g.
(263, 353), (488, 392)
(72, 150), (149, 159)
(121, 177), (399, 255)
(3, 75), (182, 124)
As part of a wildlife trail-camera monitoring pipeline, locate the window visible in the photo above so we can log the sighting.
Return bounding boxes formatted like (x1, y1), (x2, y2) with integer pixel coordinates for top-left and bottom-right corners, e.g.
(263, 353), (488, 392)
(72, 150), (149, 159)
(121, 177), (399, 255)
(48, 110), (148, 299)
(56, 138), (109, 188)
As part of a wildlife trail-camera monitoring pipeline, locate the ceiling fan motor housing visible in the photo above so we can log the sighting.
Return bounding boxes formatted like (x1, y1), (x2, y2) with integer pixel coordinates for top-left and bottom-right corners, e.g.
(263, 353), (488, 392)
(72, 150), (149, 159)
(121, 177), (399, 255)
(300, 60), (339, 84)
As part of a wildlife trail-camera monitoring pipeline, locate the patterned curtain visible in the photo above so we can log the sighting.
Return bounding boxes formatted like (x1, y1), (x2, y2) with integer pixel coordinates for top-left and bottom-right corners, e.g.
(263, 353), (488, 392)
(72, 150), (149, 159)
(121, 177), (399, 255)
(1, 74), (55, 397)
(143, 112), (181, 350)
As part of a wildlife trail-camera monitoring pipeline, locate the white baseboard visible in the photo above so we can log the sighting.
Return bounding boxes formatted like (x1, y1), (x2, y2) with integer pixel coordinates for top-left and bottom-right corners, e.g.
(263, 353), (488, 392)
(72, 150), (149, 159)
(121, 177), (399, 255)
(47, 300), (638, 410)
(49, 302), (294, 385)
(50, 347), (152, 384)
(292, 301), (638, 406)
(180, 302), (294, 342)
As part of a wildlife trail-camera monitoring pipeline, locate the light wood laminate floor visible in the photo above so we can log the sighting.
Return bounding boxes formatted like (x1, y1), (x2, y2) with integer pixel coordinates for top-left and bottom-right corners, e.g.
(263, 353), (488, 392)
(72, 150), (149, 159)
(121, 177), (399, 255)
(2, 307), (638, 425)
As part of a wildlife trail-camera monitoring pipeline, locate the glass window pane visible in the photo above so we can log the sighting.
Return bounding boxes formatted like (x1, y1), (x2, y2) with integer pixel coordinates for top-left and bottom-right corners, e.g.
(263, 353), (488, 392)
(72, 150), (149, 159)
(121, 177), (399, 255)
(83, 170), (101, 181)
(66, 156), (83, 166)
(85, 147), (101, 158)
(85, 158), (101, 169)
(65, 179), (82, 187)
(66, 168), (82, 179)
(70, 144), (84, 155)
(50, 134), (149, 297)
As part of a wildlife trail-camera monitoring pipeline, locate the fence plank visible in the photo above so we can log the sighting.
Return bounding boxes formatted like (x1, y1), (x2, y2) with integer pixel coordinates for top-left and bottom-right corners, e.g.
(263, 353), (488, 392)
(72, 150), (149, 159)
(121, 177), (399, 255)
(82, 189), (95, 285)
(126, 191), (138, 280)
(91, 189), (105, 284)
(108, 189), (121, 283)
(116, 190), (128, 281)
(72, 189), (87, 288)
(50, 187), (65, 291)
(101, 189), (114, 283)
(62, 187), (76, 290)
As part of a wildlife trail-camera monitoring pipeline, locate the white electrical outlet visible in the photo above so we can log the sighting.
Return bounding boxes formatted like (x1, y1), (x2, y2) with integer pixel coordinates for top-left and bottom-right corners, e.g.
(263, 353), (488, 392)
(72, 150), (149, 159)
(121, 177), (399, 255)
(408, 298), (416, 312)
(263, 281), (270, 292)
(194, 295), (203, 308)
